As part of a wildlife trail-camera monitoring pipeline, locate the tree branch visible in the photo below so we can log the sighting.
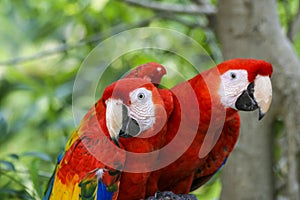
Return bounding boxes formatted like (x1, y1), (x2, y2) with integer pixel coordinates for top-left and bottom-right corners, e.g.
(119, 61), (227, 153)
(0, 18), (154, 66)
(158, 13), (208, 29)
(191, 0), (211, 6)
(122, 0), (216, 15)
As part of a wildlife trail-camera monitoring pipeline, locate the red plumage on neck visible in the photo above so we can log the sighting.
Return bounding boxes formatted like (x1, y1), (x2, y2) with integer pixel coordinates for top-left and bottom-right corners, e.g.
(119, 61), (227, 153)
(147, 66), (240, 194)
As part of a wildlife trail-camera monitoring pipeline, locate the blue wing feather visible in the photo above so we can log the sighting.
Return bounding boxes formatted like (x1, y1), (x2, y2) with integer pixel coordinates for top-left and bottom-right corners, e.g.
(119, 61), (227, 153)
(42, 151), (64, 200)
(96, 181), (114, 200)
(79, 169), (116, 200)
(218, 156), (228, 171)
(42, 175), (54, 200)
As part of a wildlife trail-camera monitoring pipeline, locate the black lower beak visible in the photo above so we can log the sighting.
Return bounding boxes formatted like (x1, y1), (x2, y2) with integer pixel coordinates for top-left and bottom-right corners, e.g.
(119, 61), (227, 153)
(112, 138), (120, 147)
(235, 82), (258, 112)
(258, 109), (265, 120)
(119, 105), (141, 138)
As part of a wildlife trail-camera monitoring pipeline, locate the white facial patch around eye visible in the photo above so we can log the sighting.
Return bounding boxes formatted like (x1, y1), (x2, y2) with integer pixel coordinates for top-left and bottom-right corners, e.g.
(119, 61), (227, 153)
(129, 88), (155, 132)
(219, 69), (249, 109)
(129, 88), (152, 104)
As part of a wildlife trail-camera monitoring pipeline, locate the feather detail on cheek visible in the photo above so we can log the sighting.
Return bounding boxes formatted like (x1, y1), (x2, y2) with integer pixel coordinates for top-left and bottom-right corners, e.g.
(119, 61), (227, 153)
(137, 104), (168, 139)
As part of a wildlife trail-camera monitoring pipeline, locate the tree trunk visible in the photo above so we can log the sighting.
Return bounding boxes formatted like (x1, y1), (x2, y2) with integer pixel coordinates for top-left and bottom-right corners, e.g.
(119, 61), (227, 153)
(215, 0), (300, 199)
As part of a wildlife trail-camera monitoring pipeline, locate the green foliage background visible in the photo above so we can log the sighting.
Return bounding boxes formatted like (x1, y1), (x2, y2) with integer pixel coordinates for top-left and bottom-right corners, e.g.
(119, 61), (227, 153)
(0, 0), (299, 199)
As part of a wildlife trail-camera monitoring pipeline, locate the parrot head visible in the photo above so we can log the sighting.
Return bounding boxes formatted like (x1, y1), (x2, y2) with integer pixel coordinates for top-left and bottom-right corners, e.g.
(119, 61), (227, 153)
(102, 78), (163, 145)
(217, 58), (273, 120)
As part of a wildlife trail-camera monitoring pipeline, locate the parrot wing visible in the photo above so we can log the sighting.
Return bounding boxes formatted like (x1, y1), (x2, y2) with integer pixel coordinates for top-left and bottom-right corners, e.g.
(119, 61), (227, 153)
(42, 151), (64, 200)
(44, 102), (125, 200)
(78, 168), (118, 200)
(190, 111), (240, 191)
(190, 157), (228, 191)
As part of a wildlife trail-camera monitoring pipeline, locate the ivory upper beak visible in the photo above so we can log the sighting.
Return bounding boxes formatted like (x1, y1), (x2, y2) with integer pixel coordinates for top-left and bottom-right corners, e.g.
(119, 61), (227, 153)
(105, 99), (123, 144)
(253, 75), (272, 120)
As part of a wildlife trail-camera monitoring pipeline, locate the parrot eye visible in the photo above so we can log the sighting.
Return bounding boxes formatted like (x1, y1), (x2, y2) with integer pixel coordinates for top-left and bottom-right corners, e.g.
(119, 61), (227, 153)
(137, 93), (145, 100)
(230, 72), (236, 79)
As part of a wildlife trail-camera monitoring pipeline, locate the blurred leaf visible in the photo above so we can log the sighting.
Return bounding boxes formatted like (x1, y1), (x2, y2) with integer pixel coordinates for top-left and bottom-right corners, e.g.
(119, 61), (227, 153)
(0, 188), (34, 200)
(0, 114), (8, 139)
(8, 154), (19, 160)
(5, 67), (43, 94)
(29, 160), (42, 198)
(21, 152), (52, 162)
(0, 160), (16, 171)
(191, 177), (222, 200)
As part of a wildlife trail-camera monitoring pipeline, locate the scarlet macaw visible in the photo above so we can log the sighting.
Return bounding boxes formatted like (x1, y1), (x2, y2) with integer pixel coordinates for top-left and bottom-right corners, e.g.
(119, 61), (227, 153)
(146, 58), (273, 195)
(44, 59), (273, 199)
(43, 62), (170, 200)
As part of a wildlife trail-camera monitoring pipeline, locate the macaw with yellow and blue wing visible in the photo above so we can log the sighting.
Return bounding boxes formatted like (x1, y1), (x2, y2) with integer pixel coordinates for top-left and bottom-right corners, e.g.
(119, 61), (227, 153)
(43, 63), (169, 200)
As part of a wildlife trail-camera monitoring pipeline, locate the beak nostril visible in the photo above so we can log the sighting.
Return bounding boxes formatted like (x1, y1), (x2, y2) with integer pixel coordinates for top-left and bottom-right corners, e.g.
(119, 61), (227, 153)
(247, 82), (255, 98)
